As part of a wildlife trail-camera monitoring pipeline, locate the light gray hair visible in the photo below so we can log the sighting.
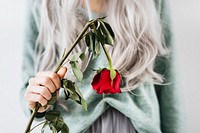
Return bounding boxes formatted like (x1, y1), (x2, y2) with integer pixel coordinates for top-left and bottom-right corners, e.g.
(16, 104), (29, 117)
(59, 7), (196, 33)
(34, 0), (168, 91)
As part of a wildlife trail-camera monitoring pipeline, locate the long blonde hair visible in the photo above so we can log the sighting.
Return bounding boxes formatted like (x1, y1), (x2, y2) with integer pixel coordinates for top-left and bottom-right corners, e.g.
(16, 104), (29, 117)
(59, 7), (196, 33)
(34, 0), (168, 91)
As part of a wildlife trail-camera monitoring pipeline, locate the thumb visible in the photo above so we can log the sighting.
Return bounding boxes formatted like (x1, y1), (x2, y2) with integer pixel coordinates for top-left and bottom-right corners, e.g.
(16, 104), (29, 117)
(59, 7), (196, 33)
(57, 67), (67, 78)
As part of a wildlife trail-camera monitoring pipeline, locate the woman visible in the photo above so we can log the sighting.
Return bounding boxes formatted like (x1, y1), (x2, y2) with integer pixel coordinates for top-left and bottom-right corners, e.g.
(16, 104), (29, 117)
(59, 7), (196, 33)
(21, 0), (185, 132)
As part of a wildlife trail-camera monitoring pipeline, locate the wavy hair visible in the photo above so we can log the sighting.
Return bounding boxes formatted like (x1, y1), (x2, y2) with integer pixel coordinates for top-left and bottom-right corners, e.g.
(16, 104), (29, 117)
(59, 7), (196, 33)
(34, 0), (168, 91)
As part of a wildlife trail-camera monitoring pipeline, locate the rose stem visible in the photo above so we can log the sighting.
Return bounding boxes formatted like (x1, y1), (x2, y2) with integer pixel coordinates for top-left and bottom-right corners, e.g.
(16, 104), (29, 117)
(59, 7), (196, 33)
(101, 44), (113, 70)
(24, 20), (95, 133)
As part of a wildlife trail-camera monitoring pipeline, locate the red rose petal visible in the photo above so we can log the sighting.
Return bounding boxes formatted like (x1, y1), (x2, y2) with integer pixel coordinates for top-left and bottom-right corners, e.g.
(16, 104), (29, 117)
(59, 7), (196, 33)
(91, 69), (121, 94)
(91, 72), (101, 92)
(113, 71), (121, 93)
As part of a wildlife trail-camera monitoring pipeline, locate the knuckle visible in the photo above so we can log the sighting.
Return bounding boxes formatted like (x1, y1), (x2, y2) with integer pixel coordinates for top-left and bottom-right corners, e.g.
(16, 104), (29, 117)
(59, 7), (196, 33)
(48, 85), (55, 93)
(38, 96), (46, 106)
(46, 93), (52, 100)
(40, 88), (46, 96)
(50, 73), (58, 80)
(38, 95), (43, 103)
(42, 77), (50, 84)
(49, 88), (54, 93)
(43, 100), (48, 106)
(46, 96), (51, 101)
(56, 80), (61, 89)
(40, 88), (51, 100)
(50, 73), (60, 88)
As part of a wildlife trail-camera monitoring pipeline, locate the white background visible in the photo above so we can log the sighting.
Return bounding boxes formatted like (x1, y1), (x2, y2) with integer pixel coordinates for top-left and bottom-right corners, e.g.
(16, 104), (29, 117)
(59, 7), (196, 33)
(0, 0), (199, 132)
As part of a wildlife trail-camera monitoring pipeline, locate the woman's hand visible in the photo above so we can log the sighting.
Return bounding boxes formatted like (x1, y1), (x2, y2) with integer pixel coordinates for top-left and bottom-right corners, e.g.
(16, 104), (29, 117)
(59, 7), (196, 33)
(24, 67), (67, 113)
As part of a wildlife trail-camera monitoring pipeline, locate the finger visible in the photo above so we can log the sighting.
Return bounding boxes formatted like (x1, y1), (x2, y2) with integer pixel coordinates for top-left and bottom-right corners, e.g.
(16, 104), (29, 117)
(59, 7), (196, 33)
(36, 71), (62, 89)
(27, 85), (52, 101)
(29, 76), (57, 93)
(57, 67), (67, 78)
(25, 93), (48, 107)
(28, 102), (51, 113)
(38, 105), (51, 112)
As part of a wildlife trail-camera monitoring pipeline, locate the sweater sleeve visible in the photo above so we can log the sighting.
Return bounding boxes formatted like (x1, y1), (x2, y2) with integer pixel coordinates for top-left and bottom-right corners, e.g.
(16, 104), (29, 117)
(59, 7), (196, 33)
(20, 0), (45, 118)
(154, 0), (186, 133)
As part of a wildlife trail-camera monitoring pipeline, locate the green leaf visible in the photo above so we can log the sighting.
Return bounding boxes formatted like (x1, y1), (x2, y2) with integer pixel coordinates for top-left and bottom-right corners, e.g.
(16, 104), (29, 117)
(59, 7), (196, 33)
(94, 20), (100, 28)
(74, 85), (84, 99)
(64, 87), (75, 100)
(85, 32), (94, 52)
(70, 61), (83, 82)
(52, 117), (64, 132)
(85, 32), (91, 47)
(70, 52), (85, 62)
(45, 110), (60, 121)
(61, 79), (87, 110)
(61, 78), (68, 84)
(97, 16), (107, 21)
(47, 92), (57, 105)
(85, 31), (101, 59)
(62, 80), (75, 92)
(79, 53), (85, 61)
(101, 20), (115, 39)
(49, 123), (58, 133)
(89, 22), (97, 30)
(64, 87), (74, 95)
(62, 80), (80, 102)
(81, 98), (88, 111)
(43, 107), (69, 133)
(99, 20), (114, 45)
(61, 124), (69, 133)
(61, 79), (87, 111)
(74, 85), (88, 111)
(96, 27), (106, 44)
(91, 35), (101, 59)
(70, 93), (80, 102)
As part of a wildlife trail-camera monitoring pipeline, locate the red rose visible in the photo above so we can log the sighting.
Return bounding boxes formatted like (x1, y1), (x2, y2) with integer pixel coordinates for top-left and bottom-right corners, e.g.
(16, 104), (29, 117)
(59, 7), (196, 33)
(91, 69), (121, 94)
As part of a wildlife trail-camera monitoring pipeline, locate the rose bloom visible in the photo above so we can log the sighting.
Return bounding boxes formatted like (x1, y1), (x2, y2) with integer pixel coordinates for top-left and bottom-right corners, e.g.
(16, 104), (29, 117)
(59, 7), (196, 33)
(91, 69), (121, 94)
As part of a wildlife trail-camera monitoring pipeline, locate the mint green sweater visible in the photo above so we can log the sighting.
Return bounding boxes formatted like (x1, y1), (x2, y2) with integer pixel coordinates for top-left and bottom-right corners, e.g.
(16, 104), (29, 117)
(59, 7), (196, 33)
(20, 0), (185, 132)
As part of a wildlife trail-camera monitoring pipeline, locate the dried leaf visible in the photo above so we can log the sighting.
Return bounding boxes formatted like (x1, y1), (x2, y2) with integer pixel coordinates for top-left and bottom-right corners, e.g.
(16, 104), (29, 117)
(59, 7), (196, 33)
(93, 36), (101, 59)
(52, 117), (64, 132)
(85, 32), (94, 52)
(99, 20), (114, 45)
(45, 110), (60, 121)
(61, 79), (87, 111)
(81, 98), (88, 111)
(101, 20), (115, 39)
(70, 61), (83, 82)
(79, 53), (85, 61)
(61, 124), (69, 133)
(75, 85), (88, 111)
(62, 80), (80, 101)
(85, 32), (91, 47)
(96, 27), (106, 44)
(70, 52), (85, 62)
(97, 16), (107, 21)
(49, 123), (57, 133)
(47, 92), (57, 105)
